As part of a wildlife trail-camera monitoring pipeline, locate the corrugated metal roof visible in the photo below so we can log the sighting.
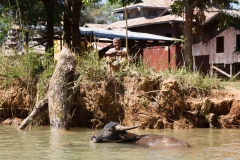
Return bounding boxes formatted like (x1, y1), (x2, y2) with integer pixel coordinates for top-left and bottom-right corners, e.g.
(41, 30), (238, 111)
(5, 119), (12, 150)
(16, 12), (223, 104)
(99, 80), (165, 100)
(223, 8), (240, 17)
(113, 0), (174, 13)
(79, 27), (178, 41)
(109, 7), (240, 29)
(204, 7), (240, 25)
(83, 23), (109, 29)
(108, 14), (183, 29)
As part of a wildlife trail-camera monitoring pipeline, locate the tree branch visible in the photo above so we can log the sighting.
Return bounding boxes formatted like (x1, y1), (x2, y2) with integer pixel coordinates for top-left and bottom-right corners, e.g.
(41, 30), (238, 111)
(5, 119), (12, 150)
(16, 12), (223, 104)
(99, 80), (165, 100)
(18, 96), (48, 130)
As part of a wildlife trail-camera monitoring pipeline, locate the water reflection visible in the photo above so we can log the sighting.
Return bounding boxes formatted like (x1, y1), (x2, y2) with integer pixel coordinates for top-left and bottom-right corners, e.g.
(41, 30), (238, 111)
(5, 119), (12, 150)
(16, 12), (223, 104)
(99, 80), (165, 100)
(0, 125), (240, 160)
(48, 132), (63, 160)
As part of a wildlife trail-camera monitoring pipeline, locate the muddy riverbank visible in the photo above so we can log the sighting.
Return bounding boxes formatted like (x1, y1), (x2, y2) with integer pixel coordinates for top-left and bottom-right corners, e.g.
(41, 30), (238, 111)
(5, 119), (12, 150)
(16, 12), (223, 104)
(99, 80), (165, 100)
(1, 77), (240, 129)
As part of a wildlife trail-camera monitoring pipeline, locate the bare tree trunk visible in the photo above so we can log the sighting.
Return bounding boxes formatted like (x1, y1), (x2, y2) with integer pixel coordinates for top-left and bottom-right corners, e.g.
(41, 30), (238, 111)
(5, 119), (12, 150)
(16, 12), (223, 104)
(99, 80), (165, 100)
(183, 0), (194, 71)
(63, 0), (82, 55)
(18, 47), (76, 131)
(64, 0), (71, 45)
(42, 0), (54, 52)
(48, 46), (76, 131)
(70, 1), (82, 54)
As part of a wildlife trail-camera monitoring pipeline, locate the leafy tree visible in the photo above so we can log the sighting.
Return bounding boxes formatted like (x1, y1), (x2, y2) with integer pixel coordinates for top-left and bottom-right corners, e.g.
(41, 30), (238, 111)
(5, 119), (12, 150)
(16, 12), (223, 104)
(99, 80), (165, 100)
(170, 0), (239, 70)
(108, 0), (141, 6)
(0, 0), (44, 44)
(0, 0), (46, 25)
(0, 0), (137, 54)
(0, 5), (13, 44)
(0, 0), (63, 52)
(80, 1), (122, 26)
(66, 0), (136, 53)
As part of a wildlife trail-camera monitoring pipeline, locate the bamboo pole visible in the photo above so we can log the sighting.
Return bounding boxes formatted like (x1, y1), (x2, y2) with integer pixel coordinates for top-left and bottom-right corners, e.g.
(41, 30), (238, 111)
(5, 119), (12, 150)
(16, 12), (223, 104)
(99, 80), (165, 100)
(124, 6), (128, 56)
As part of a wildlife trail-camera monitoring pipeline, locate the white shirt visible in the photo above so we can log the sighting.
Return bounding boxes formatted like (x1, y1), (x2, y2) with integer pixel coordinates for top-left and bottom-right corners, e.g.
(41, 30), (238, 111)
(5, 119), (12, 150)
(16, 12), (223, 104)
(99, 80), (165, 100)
(106, 47), (127, 55)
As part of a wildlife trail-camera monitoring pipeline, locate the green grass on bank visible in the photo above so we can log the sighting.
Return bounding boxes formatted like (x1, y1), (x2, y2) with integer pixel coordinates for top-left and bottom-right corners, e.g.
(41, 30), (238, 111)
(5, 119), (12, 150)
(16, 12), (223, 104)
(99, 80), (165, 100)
(0, 49), (55, 99)
(75, 52), (223, 91)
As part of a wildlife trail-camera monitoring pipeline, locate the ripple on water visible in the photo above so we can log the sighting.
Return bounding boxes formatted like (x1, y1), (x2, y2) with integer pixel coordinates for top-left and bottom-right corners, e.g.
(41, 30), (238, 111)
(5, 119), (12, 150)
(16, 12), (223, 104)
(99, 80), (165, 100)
(0, 126), (240, 160)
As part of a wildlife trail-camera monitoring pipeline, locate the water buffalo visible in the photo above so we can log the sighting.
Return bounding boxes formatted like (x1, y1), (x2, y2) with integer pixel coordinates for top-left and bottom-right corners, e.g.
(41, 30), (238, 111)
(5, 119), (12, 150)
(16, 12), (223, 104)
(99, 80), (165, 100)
(91, 122), (190, 148)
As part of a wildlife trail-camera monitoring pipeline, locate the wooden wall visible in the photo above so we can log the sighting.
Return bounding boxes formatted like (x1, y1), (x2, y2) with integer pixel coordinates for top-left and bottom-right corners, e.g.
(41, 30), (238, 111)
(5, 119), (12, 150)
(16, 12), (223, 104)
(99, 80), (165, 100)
(192, 22), (240, 65)
(130, 22), (183, 67)
(143, 45), (176, 71)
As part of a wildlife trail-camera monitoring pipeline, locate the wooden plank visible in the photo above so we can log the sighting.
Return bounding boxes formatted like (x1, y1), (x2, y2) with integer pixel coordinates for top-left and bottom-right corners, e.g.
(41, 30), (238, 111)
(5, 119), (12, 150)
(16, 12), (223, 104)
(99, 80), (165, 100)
(212, 66), (231, 77)
(232, 71), (240, 79)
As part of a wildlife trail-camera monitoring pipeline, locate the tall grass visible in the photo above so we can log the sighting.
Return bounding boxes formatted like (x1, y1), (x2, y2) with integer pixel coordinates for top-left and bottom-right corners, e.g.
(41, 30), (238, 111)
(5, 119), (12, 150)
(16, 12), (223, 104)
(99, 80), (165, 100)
(0, 49), (223, 95)
(75, 51), (107, 81)
(159, 66), (222, 90)
(114, 56), (155, 77)
(73, 51), (222, 91)
(0, 49), (55, 99)
(0, 51), (41, 88)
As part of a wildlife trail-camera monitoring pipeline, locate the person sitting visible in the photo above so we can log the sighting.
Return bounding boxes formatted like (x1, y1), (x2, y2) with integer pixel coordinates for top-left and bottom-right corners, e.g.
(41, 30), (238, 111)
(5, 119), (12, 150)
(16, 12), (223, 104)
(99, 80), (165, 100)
(105, 38), (127, 75)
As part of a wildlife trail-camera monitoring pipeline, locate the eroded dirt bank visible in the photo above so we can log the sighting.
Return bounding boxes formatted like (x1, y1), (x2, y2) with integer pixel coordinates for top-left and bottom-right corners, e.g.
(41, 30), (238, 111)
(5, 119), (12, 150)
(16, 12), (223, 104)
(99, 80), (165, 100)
(1, 77), (240, 129)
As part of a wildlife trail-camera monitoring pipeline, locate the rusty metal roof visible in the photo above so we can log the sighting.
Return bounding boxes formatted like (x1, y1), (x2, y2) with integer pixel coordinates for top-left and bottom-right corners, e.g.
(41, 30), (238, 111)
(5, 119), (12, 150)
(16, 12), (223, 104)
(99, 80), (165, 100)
(113, 0), (174, 13)
(107, 14), (183, 29)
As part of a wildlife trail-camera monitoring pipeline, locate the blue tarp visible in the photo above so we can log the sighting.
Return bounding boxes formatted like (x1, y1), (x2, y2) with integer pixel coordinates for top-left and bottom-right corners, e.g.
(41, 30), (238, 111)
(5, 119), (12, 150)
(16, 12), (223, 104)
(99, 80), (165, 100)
(80, 27), (179, 42)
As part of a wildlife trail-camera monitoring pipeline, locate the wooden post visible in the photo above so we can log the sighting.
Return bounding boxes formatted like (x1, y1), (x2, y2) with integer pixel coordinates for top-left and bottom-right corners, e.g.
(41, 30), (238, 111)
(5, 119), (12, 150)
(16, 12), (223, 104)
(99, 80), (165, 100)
(167, 42), (171, 71)
(230, 63), (232, 77)
(60, 35), (63, 50)
(26, 32), (29, 49)
(193, 56), (196, 73)
(210, 63), (213, 77)
(124, 6), (128, 56)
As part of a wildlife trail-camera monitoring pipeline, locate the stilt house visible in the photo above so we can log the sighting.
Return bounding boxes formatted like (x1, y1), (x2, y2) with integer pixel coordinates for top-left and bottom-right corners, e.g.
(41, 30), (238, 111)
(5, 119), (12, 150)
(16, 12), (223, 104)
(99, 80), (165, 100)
(85, 0), (240, 78)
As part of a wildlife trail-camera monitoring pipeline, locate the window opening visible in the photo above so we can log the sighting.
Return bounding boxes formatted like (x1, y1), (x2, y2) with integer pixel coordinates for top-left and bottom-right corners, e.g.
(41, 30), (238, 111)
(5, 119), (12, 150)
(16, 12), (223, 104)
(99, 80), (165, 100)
(148, 10), (157, 17)
(135, 11), (140, 17)
(165, 33), (172, 37)
(235, 34), (240, 52)
(216, 36), (224, 53)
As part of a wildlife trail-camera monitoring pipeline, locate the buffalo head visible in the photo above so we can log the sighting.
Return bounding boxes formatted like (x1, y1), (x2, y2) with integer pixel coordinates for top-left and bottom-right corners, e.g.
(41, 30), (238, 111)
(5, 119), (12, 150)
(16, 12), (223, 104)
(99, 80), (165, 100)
(91, 122), (140, 143)
(91, 122), (190, 148)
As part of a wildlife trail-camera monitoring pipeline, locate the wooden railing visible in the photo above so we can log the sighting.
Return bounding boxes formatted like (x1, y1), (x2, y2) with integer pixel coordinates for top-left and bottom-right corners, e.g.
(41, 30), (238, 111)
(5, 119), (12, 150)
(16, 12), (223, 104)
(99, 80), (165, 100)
(210, 63), (240, 79)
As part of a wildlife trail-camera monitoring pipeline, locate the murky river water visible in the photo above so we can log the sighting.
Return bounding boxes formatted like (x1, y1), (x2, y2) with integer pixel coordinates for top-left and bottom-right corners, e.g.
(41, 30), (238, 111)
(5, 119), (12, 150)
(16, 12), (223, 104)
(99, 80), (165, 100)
(1, 125), (240, 160)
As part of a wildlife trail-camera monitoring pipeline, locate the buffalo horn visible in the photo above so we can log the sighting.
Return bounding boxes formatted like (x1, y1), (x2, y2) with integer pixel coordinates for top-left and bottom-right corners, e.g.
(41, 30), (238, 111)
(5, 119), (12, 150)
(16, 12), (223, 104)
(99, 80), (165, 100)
(115, 124), (141, 131)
